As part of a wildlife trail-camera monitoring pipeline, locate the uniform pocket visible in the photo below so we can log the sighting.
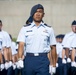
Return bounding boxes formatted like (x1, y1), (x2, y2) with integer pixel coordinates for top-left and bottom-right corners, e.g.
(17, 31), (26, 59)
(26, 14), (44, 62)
(25, 32), (34, 45)
(41, 32), (49, 37)
(41, 32), (49, 40)
(41, 32), (50, 46)
(25, 32), (34, 36)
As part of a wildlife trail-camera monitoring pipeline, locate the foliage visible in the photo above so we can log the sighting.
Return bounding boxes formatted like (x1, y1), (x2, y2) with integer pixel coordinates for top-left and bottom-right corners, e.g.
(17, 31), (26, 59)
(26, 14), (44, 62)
(12, 38), (17, 42)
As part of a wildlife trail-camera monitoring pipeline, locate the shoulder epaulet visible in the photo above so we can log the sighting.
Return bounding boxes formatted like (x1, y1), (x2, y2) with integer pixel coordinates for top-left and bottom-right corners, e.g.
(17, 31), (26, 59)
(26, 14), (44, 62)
(47, 25), (51, 27)
(44, 23), (47, 26)
(23, 24), (31, 27)
(44, 23), (51, 27)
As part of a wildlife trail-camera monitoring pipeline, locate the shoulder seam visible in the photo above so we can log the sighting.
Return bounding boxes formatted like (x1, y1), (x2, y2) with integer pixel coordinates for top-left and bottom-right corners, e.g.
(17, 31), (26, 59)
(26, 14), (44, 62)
(44, 23), (51, 27)
(23, 24), (31, 27)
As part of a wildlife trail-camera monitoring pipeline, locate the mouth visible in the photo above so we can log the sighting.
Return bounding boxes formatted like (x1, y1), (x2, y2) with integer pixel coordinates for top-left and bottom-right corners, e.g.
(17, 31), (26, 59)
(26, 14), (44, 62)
(36, 16), (41, 19)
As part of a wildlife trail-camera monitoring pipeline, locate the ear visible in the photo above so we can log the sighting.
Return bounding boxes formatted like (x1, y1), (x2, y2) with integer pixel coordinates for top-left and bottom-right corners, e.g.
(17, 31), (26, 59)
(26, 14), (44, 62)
(42, 13), (45, 17)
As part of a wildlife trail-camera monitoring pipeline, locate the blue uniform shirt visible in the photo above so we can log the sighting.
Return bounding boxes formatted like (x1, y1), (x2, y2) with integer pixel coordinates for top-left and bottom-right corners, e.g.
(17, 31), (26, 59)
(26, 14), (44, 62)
(62, 32), (76, 50)
(17, 21), (56, 54)
(0, 30), (12, 48)
(71, 35), (76, 48)
(0, 32), (6, 50)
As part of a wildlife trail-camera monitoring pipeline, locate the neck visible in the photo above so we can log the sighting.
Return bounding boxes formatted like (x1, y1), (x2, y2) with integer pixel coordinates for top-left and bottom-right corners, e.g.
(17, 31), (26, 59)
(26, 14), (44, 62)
(34, 21), (41, 26)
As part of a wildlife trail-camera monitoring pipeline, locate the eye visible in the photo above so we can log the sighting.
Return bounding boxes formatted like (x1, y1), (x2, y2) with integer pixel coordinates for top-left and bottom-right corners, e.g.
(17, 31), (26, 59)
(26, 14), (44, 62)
(36, 10), (43, 13)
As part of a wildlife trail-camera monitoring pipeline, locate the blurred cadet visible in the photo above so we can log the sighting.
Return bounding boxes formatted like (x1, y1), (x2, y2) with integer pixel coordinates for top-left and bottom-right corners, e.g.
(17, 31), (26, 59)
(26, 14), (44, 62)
(70, 33), (76, 75)
(62, 20), (76, 75)
(0, 20), (8, 74)
(56, 34), (65, 43)
(7, 34), (18, 75)
(0, 20), (13, 75)
(9, 34), (17, 70)
(56, 34), (67, 75)
(17, 4), (57, 75)
(70, 36), (76, 65)
(0, 31), (6, 71)
(71, 35), (76, 64)
(56, 34), (65, 66)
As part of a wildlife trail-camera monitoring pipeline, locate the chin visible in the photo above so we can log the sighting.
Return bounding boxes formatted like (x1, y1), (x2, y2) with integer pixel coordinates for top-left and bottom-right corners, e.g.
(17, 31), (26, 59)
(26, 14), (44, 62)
(34, 20), (42, 22)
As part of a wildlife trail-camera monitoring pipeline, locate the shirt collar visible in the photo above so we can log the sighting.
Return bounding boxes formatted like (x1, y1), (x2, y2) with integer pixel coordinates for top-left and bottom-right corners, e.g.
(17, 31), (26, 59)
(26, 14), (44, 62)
(71, 31), (76, 34)
(31, 21), (46, 28)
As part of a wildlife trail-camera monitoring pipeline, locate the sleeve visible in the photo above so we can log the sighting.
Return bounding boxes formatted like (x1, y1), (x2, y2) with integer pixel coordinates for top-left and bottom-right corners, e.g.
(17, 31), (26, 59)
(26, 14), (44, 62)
(62, 34), (67, 46)
(17, 27), (26, 43)
(2, 37), (7, 48)
(6, 33), (12, 47)
(62, 34), (69, 48)
(56, 43), (63, 55)
(49, 27), (56, 46)
(62, 34), (74, 49)
(71, 38), (76, 48)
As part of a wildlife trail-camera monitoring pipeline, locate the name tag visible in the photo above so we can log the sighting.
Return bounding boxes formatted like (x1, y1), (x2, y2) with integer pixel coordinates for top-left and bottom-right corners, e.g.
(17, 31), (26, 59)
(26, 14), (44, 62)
(26, 30), (32, 32)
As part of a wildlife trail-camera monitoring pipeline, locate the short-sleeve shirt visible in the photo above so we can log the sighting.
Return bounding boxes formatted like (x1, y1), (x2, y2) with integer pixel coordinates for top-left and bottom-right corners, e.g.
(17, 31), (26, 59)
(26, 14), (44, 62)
(0, 32), (6, 50)
(11, 41), (17, 55)
(1, 30), (12, 48)
(62, 32), (76, 50)
(71, 35), (76, 48)
(17, 21), (56, 53)
(56, 42), (63, 58)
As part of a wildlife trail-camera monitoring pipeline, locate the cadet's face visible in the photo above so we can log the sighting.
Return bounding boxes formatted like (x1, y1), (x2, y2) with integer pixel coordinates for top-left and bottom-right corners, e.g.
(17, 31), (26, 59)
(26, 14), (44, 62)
(56, 38), (60, 42)
(56, 38), (63, 43)
(71, 25), (76, 33)
(59, 38), (63, 43)
(33, 9), (44, 22)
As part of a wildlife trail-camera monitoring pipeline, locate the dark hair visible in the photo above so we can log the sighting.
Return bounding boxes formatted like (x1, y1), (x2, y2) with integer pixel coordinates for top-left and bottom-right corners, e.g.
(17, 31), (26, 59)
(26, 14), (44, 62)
(9, 34), (12, 40)
(0, 20), (2, 23)
(72, 20), (76, 25)
(56, 34), (65, 39)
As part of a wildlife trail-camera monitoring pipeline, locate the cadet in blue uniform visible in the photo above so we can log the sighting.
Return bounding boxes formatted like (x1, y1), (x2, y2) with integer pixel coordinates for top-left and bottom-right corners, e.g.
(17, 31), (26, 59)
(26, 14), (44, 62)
(0, 30), (6, 71)
(62, 20), (76, 75)
(56, 34), (67, 75)
(17, 4), (57, 75)
(70, 21), (76, 75)
(7, 34), (18, 75)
